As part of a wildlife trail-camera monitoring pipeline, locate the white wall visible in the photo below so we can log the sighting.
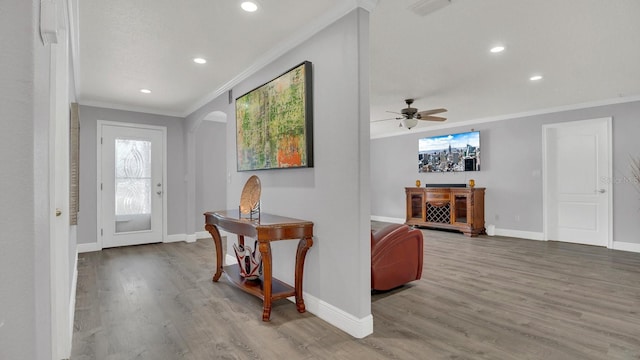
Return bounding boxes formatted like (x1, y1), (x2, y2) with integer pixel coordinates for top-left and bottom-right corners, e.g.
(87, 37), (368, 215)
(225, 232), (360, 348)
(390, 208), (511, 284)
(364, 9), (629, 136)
(76, 105), (187, 245)
(0, 0), (53, 358)
(195, 120), (227, 230)
(186, 8), (373, 336)
(371, 100), (640, 245)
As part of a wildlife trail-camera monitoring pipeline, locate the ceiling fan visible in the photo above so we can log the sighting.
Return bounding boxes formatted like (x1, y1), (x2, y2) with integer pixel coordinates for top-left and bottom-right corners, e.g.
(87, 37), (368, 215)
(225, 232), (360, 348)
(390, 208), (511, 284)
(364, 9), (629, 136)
(373, 99), (447, 129)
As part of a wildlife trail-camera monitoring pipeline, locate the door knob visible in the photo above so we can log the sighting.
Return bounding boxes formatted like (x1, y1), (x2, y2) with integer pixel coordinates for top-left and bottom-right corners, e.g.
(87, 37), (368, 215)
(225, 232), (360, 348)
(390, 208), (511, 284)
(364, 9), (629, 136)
(55, 208), (62, 216)
(156, 191), (162, 195)
(597, 189), (606, 193)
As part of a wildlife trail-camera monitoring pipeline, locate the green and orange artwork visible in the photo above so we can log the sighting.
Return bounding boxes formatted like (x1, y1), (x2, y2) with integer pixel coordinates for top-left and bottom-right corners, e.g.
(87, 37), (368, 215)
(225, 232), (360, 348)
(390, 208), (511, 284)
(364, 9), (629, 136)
(236, 62), (312, 171)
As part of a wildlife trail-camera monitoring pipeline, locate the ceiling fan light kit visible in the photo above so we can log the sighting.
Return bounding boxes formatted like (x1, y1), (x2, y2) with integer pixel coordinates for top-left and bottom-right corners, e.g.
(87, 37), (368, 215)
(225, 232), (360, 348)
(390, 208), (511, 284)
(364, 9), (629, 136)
(402, 118), (419, 129)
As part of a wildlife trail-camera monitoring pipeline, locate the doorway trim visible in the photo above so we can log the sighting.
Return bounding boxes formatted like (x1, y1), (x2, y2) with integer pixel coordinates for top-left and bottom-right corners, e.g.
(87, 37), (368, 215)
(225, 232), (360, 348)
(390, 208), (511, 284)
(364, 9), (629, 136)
(542, 117), (613, 248)
(96, 120), (168, 249)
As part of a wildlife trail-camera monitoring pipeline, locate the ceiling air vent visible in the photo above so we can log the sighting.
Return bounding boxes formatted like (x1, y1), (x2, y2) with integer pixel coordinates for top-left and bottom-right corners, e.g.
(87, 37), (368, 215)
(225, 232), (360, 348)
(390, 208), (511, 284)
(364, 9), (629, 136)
(408, 0), (452, 17)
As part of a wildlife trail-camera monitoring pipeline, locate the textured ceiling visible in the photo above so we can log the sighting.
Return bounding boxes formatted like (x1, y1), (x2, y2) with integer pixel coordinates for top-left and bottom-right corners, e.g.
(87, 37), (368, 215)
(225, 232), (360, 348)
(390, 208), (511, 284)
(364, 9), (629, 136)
(369, 0), (640, 137)
(76, 0), (640, 137)
(77, 0), (344, 116)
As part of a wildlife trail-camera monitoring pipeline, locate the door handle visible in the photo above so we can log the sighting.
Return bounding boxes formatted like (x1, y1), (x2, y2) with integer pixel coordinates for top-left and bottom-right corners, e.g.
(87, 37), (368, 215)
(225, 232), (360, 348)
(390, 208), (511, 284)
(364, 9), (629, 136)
(156, 191), (162, 195)
(55, 208), (62, 216)
(596, 189), (606, 194)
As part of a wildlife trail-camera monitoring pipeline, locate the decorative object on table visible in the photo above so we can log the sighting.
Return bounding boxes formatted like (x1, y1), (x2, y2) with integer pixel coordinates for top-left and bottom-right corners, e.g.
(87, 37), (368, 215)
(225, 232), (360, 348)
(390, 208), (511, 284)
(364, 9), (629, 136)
(239, 175), (261, 219)
(233, 240), (263, 280)
(415, 179), (421, 187)
(235, 61), (314, 171)
(469, 179), (475, 188)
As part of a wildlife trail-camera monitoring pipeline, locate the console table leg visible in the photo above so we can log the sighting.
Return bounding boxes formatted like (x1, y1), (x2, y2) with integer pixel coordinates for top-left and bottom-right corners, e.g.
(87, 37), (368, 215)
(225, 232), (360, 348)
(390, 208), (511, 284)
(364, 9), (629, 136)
(294, 237), (313, 313)
(205, 224), (224, 282)
(258, 241), (273, 321)
(237, 234), (244, 247)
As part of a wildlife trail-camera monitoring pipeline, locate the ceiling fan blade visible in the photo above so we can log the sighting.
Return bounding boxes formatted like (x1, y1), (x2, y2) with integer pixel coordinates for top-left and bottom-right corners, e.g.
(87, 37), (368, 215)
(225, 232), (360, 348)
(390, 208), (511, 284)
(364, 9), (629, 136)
(385, 110), (403, 115)
(417, 108), (447, 117)
(417, 115), (447, 122)
(371, 117), (402, 123)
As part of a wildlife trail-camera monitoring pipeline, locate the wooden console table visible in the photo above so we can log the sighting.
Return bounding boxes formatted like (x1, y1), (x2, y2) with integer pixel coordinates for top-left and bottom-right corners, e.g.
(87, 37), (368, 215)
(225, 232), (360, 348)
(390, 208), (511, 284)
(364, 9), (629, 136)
(204, 210), (314, 321)
(405, 187), (485, 237)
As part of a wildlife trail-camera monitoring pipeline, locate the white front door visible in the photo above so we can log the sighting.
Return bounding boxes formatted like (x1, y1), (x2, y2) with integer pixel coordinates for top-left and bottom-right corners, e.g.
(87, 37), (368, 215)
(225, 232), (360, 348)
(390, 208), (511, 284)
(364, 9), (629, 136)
(99, 122), (166, 248)
(544, 118), (612, 247)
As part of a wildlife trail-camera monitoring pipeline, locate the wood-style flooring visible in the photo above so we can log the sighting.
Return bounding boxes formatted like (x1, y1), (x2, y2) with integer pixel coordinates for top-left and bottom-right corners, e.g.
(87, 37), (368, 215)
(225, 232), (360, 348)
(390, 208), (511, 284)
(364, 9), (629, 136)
(72, 223), (640, 359)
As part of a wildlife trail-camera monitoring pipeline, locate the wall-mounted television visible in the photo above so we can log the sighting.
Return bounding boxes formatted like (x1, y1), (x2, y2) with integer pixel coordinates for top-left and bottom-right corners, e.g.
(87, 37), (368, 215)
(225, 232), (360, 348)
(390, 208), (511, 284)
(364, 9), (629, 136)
(418, 131), (480, 173)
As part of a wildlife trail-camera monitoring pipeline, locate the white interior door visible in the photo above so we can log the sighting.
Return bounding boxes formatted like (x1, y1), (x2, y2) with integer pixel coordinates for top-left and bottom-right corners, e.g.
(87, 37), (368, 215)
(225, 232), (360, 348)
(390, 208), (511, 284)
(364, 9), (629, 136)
(51, 28), (72, 359)
(99, 122), (166, 248)
(544, 118), (612, 247)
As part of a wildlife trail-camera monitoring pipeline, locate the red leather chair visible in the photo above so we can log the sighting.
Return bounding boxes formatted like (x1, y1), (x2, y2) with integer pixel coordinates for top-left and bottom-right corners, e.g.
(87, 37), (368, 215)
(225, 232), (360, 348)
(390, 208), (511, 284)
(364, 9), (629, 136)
(371, 224), (424, 291)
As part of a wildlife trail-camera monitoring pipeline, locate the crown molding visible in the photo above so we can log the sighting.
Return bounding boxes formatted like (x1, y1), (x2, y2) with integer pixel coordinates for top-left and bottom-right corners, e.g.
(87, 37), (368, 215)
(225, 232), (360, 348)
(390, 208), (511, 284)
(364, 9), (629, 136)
(79, 100), (184, 118)
(183, 1), (372, 117)
(370, 94), (640, 139)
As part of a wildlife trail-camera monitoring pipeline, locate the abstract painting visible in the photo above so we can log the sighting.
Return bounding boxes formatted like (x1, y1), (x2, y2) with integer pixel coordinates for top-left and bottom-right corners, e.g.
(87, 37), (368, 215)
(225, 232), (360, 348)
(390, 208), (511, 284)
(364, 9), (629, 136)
(236, 61), (313, 171)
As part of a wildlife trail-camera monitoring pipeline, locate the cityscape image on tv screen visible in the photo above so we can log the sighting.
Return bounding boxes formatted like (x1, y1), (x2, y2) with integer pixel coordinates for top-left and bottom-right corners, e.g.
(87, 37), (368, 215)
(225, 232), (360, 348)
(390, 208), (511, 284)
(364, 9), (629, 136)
(418, 131), (480, 173)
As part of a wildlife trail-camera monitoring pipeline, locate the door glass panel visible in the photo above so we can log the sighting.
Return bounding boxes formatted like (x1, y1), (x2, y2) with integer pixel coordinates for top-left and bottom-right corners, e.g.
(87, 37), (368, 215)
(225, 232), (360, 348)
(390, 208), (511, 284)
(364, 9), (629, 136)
(454, 195), (467, 223)
(115, 139), (152, 233)
(410, 194), (423, 219)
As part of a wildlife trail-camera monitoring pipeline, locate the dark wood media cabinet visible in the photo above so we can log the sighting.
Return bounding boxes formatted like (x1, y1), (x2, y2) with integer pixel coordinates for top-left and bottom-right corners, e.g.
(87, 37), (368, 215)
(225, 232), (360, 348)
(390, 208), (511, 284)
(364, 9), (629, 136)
(405, 187), (485, 237)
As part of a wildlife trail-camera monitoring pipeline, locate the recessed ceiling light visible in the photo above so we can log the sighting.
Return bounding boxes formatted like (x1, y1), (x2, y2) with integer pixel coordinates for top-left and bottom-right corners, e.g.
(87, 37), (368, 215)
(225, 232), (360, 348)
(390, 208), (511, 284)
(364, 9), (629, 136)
(530, 75), (543, 81)
(140, 89), (152, 94)
(241, 1), (258, 12)
(490, 45), (505, 53)
(193, 58), (207, 64)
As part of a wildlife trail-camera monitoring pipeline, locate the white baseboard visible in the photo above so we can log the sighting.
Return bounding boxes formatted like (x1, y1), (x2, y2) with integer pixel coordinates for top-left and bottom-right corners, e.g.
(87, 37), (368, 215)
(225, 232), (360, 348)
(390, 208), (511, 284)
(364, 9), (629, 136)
(612, 241), (640, 253)
(226, 253), (373, 338)
(486, 229), (640, 253)
(77, 242), (101, 253)
(369, 217), (546, 242)
(79, 233), (198, 251)
(494, 228), (545, 241)
(286, 292), (373, 339)
(165, 234), (186, 243)
(370, 215), (404, 224)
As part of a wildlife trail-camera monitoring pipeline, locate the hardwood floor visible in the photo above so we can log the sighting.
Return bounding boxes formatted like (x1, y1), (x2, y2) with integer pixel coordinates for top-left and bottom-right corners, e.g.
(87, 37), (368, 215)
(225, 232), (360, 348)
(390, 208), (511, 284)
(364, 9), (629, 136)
(72, 224), (640, 359)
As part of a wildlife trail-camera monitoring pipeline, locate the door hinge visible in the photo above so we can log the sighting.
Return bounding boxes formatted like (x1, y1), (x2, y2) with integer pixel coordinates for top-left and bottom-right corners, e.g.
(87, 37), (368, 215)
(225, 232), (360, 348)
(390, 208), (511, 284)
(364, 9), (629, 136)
(100, 183), (103, 190)
(101, 137), (103, 144)
(101, 228), (103, 236)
